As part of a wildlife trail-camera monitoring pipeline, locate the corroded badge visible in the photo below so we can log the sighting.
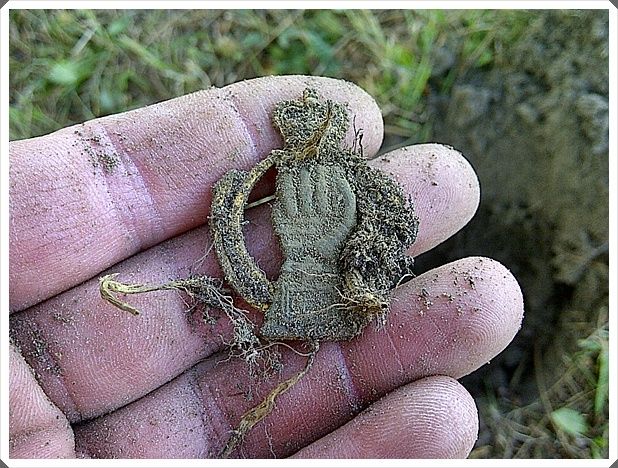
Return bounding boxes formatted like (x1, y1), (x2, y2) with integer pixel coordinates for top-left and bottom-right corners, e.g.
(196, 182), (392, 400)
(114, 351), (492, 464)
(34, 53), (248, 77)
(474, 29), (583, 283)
(211, 88), (418, 341)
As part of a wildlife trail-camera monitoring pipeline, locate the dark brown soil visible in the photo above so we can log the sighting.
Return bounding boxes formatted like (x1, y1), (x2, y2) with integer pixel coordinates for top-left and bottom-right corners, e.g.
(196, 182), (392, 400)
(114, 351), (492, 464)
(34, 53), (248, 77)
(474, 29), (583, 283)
(417, 9), (609, 458)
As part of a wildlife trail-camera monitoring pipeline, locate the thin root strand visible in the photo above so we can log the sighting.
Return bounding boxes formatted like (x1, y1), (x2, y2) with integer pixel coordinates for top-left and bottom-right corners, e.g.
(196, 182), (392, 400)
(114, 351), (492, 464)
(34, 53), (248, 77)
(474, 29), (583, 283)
(220, 341), (320, 458)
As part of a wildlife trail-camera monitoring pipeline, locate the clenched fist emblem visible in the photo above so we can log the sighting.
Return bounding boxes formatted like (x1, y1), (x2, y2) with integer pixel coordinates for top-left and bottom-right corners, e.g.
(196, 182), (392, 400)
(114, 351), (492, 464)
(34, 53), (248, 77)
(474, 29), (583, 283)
(262, 164), (357, 340)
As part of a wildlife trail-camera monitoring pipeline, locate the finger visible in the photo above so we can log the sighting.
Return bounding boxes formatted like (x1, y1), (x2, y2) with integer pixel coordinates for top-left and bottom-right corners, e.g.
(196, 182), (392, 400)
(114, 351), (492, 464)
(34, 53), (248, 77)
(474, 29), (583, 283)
(71, 256), (521, 458)
(9, 143), (481, 423)
(329, 255), (524, 404)
(9, 343), (75, 458)
(373, 143), (480, 256)
(9, 76), (383, 312)
(9, 222), (257, 424)
(292, 376), (478, 458)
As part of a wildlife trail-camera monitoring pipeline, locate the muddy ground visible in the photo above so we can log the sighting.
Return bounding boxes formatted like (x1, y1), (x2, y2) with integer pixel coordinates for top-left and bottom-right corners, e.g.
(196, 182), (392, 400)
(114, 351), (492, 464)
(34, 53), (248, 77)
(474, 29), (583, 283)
(414, 10), (609, 457)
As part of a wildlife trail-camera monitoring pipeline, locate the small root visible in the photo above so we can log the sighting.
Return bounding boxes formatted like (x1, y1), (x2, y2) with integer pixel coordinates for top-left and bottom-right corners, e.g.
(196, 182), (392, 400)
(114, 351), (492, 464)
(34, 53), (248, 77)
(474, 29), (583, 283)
(259, 341), (316, 357)
(341, 270), (390, 319)
(99, 274), (162, 315)
(99, 272), (280, 378)
(245, 194), (276, 210)
(99, 273), (229, 315)
(220, 341), (320, 458)
(394, 272), (416, 289)
(191, 241), (215, 273)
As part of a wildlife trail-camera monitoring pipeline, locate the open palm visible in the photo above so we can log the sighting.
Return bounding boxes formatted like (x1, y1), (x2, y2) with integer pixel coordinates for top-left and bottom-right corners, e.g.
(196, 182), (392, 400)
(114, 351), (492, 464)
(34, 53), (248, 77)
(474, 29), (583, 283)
(9, 76), (523, 459)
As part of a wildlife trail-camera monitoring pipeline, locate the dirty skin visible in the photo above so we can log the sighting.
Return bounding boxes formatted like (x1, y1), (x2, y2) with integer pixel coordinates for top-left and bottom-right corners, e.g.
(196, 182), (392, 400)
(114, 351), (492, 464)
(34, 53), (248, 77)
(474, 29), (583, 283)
(100, 88), (419, 458)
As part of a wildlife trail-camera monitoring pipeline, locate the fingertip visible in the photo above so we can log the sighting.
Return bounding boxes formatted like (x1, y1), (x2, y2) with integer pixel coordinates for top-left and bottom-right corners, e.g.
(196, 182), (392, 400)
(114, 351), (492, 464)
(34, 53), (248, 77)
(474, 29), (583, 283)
(447, 256), (524, 375)
(293, 375), (478, 459)
(372, 143), (480, 255)
(466, 256), (525, 353)
(400, 376), (479, 458)
(397, 256), (524, 379)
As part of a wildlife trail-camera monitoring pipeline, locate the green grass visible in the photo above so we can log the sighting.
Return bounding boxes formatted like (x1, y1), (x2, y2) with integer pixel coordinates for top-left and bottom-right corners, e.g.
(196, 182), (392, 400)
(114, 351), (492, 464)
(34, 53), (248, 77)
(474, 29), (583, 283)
(9, 9), (530, 142)
(471, 307), (609, 458)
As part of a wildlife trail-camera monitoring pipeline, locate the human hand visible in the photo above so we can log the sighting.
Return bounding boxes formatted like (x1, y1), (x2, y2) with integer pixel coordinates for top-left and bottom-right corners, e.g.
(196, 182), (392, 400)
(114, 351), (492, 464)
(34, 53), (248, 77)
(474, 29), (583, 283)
(9, 76), (523, 459)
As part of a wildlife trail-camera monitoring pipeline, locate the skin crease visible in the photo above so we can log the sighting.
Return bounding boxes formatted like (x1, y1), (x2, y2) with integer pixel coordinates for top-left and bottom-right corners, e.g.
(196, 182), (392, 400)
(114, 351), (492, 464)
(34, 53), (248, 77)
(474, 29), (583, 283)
(8, 76), (524, 459)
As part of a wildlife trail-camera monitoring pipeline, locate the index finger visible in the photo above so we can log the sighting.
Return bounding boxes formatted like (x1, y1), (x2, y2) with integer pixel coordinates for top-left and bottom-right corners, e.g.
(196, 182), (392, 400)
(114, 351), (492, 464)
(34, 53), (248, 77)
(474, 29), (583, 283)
(9, 76), (383, 312)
